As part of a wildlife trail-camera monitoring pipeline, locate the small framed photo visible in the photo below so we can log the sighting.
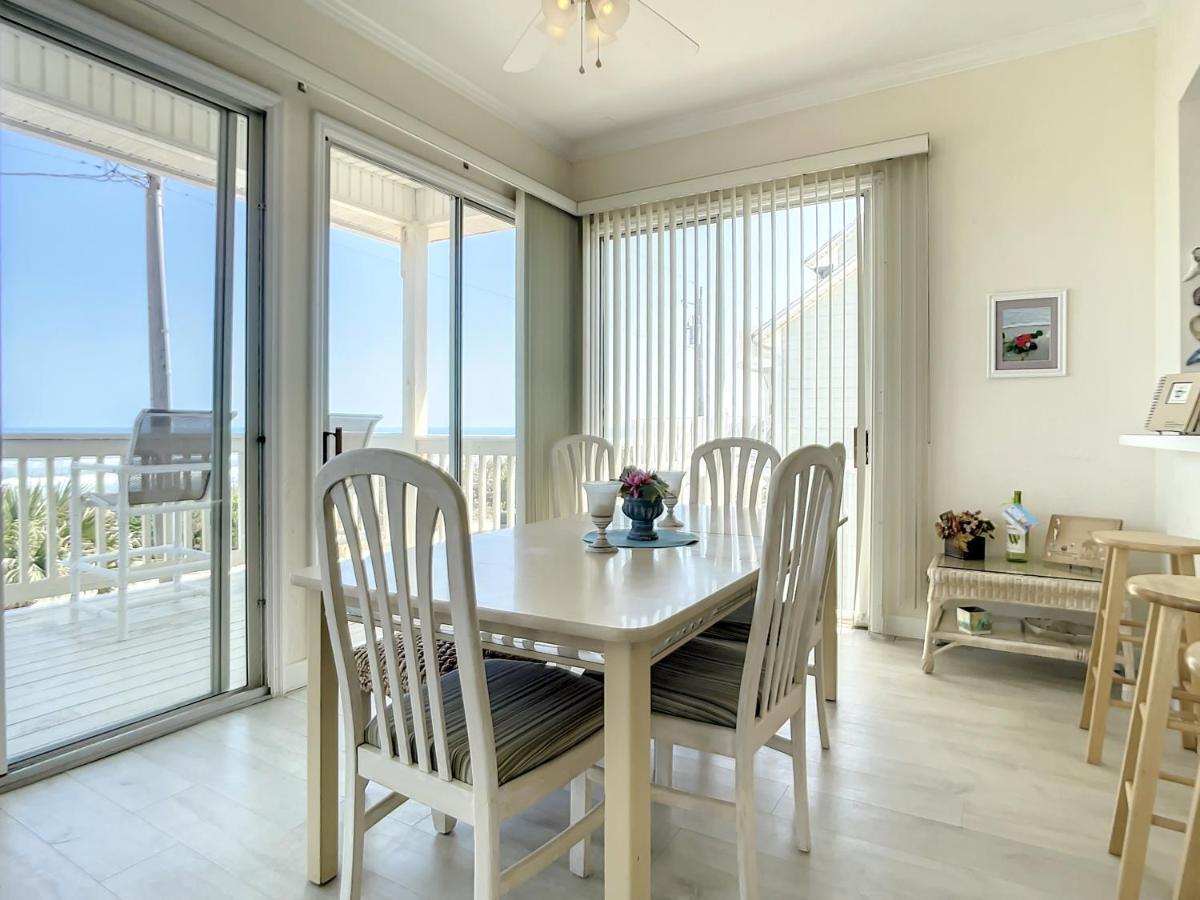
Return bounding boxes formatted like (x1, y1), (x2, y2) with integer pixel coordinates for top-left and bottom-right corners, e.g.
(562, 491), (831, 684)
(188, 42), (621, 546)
(1041, 514), (1122, 568)
(987, 290), (1067, 378)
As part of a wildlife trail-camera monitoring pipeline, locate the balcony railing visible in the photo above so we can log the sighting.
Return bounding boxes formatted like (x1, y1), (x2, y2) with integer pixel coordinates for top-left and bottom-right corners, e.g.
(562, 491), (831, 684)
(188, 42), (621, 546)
(1, 433), (246, 609)
(1, 431), (517, 608)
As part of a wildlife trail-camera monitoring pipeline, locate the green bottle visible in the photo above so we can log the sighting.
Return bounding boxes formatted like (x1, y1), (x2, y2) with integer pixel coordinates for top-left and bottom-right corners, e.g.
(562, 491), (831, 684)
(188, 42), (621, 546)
(1007, 489), (1028, 563)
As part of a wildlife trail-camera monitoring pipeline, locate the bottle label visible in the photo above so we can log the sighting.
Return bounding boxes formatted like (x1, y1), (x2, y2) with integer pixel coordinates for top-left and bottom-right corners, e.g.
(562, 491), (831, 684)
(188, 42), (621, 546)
(1007, 528), (1027, 558)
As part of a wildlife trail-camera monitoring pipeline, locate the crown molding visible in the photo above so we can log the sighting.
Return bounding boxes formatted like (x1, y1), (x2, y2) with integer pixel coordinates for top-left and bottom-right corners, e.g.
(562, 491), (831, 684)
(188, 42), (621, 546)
(1140, 0), (1166, 24)
(567, 4), (1156, 161)
(302, 0), (572, 158)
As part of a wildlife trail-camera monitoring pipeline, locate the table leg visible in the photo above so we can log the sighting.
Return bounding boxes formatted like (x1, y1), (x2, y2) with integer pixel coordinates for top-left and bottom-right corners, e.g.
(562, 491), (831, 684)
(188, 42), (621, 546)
(821, 547), (838, 702)
(603, 640), (653, 900)
(307, 592), (339, 885)
(921, 583), (942, 674)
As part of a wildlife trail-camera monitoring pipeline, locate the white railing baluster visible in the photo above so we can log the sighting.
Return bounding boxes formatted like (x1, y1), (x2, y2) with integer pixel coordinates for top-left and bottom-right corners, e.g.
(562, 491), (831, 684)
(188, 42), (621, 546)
(44, 457), (57, 579)
(94, 455), (107, 568)
(506, 453), (517, 527)
(16, 457), (31, 586)
(234, 449), (245, 563)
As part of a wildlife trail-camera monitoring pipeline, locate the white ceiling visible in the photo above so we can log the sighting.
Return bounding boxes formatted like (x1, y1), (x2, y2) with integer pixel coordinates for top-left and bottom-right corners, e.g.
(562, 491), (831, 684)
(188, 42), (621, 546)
(308, 0), (1156, 160)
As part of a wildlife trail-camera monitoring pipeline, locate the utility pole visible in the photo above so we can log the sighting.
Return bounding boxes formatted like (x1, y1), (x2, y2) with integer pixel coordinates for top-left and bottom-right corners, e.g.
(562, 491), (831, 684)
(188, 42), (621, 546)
(145, 173), (172, 409)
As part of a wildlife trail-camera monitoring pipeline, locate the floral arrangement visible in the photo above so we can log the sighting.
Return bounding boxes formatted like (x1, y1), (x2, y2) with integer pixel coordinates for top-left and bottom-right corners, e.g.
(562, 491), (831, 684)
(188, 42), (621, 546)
(618, 466), (671, 503)
(1004, 329), (1044, 357)
(934, 510), (996, 552)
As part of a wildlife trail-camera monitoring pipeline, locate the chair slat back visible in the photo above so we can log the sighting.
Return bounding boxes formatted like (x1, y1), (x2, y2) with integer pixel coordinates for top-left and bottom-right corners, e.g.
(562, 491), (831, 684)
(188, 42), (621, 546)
(688, 438), (781, 511)
(738, 444), (845, 727)
(549, 434), (614, 517)
(125, 408), (215, 505)
(315, 448), (498, 790)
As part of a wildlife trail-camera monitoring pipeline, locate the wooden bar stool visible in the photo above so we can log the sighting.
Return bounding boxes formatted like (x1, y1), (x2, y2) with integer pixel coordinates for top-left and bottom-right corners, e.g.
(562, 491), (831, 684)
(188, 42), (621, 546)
(1178, 639), (1200, 898)
(1110, 575), (1200, 900)
(1080, 532), (1200, 765)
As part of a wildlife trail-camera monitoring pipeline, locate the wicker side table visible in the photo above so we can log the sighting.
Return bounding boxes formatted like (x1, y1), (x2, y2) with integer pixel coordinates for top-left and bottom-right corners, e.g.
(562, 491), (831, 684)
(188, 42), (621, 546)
(921, 554), (1104, 673)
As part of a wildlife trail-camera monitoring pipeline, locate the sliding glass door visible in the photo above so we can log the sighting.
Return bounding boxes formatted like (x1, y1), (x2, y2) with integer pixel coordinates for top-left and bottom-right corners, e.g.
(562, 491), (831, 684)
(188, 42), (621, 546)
(581, 172), (872, 622)
(461, 205), (517, 530)
(0, 12), (264, 772)
(318, 125), (518, 532)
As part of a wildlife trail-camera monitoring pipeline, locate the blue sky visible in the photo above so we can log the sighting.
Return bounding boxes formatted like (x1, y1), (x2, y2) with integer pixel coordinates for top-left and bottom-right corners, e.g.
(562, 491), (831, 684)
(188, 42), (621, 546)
(1, 129), (516, 436)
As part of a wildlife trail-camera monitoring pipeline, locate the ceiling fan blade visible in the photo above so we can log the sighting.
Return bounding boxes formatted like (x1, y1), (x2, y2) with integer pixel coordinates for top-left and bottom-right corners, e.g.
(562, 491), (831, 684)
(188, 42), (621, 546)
(633, 0), (699, 54)
(503, 10), (553, 72)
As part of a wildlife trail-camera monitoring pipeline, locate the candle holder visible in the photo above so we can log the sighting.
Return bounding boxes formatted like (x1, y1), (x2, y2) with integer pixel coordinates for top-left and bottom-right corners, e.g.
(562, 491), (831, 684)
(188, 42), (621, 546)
(583, 481), (621, 554)
(658, 469), (686, 529)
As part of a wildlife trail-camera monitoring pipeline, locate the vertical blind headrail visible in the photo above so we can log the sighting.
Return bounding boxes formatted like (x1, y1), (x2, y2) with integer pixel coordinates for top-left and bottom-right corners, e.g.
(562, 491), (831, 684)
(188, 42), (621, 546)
(588, 171), (884, 238)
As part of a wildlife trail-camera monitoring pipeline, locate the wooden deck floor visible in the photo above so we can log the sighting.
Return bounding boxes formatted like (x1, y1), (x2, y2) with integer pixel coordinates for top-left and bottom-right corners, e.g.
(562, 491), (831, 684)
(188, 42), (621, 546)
(4, 575), (247, 761)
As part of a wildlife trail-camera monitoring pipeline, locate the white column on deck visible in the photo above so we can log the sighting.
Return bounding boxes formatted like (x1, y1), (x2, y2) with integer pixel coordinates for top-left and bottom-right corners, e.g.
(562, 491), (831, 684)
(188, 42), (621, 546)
(401, 222), (429, 451)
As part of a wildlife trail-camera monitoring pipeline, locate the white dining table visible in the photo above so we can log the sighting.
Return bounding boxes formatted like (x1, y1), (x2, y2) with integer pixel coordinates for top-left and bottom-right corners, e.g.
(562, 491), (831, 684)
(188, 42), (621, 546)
(291, 503), (839, 899)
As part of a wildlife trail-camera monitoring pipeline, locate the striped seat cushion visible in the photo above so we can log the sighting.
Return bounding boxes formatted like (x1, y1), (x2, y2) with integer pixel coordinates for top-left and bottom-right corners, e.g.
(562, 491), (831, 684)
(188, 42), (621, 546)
(353, 635), (521, 696)
(700, 619), (753, 643)
(650, 637), (750, 729)
(700, 596), (755, 643)
(366, 659), (604, 785)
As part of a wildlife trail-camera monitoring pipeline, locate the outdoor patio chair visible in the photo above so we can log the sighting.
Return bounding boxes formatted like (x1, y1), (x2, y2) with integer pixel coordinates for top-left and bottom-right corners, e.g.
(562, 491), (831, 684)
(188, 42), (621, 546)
(69, 409), (219, 640)
(328, 413), (383, 453)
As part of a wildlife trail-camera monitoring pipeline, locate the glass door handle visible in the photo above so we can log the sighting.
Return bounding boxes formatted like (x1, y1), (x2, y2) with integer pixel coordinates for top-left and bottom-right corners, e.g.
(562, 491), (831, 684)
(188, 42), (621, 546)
(321, 427), (344, 463)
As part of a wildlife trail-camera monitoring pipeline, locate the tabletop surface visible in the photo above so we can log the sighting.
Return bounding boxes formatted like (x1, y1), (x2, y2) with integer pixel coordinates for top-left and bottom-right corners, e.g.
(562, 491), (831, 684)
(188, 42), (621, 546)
(932, 553), (1103, 583)
(292, 503), (765, 643)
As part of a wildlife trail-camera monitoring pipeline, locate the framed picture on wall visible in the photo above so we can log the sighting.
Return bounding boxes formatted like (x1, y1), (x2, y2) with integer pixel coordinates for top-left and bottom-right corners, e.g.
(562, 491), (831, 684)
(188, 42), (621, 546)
(987, 290), (1068, 378)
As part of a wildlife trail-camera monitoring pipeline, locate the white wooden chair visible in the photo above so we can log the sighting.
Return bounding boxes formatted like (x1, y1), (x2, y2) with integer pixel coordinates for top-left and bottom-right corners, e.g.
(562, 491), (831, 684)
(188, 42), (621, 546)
(315, 448), (606, 899)
(688, 437), (781, 510)
(650, 443), (845, 900)
(548, 433), (614, 518)
(68, 409), (217, 640)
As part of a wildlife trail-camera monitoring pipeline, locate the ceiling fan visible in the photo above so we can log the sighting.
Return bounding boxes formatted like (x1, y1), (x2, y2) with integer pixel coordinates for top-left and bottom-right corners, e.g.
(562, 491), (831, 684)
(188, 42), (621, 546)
(504, 0), (699, 75)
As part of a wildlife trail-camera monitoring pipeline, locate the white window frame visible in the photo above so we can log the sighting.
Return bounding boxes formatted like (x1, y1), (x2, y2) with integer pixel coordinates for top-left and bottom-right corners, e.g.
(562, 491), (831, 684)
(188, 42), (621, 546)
(309, 114), (520, 523)
(0, 0), (284, 786)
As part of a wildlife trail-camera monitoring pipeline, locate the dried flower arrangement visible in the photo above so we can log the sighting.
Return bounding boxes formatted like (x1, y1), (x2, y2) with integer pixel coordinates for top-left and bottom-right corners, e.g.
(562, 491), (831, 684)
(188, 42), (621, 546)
(935, 510), (996, 555)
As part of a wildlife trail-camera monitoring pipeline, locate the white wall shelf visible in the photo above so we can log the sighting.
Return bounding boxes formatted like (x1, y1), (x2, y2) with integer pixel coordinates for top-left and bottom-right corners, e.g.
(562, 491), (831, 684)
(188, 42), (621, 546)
(1118, 434), (1200, 452)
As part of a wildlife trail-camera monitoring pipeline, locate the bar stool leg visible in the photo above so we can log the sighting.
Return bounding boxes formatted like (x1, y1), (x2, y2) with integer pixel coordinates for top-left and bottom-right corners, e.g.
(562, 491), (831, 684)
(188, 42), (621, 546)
(1087, 547), (1130, 764)
(1180, 612), (1200, 754)
(1111, 602), (1163, 854)
(1177, 746), (1200, 898)
(1081, 549), (1120, 730)
(1113, 606), (1183, 900)
(1174, 555), (1199, 753)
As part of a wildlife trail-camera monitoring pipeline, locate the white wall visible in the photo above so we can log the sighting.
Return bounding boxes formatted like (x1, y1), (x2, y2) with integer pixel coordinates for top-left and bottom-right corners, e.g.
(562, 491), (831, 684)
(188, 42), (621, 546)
(575, 33), (1160, 632)
(1152, 1), (1200, 542)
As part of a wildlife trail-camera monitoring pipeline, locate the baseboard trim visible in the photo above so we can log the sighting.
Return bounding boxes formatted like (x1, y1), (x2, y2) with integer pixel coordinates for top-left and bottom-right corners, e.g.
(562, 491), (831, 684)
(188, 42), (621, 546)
(283, 658), (308, 693)
(884, 614), (925, 640)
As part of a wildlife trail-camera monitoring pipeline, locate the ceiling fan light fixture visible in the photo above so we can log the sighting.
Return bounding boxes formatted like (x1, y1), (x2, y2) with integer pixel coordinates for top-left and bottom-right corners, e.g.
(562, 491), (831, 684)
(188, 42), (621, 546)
(589, 0), (629, 35)
(541, 0), (577, 29)
(537, 20), (572, 44)
(584, 19), (619, 46)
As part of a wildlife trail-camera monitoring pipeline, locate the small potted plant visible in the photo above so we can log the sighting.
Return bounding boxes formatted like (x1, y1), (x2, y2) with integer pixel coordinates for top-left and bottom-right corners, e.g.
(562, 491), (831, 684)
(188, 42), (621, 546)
(935, 510), (995, 561)
(618, 466), (671, 541)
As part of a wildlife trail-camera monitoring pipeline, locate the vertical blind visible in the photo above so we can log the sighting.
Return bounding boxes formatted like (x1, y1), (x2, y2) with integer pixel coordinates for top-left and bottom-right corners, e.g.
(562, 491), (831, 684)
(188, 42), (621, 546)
(581, 156), (929, 628)
(583, 168), (865, 468)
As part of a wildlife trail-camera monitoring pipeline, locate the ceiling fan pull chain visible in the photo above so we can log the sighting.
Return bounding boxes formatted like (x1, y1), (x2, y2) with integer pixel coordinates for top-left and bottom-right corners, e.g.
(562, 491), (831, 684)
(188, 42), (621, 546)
(596, 26), (603, 68)
(579, 0), (586, 74)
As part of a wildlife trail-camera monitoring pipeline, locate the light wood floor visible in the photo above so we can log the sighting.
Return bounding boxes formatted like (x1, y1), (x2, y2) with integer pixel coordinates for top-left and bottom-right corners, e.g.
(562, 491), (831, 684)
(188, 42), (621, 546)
(4, 576), (248, 760)
(1, 630), (1193, 899)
